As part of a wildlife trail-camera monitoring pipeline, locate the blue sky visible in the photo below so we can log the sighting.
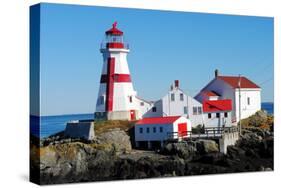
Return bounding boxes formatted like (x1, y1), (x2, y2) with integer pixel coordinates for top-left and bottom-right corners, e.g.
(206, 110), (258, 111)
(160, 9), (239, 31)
(38, 3), (274, 116)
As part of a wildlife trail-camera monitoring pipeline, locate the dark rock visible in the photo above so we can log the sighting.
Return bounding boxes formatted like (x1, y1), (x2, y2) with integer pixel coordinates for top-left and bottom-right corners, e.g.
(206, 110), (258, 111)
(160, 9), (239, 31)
(196, 152), (225, 165)
(161, 142), (195, 160)
(196, 140), (219, 154)
(227, 146), (245, 159)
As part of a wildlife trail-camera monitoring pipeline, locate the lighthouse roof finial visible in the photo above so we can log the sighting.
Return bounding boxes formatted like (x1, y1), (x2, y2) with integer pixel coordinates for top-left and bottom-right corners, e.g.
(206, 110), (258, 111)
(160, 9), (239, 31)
(113, 21), (117, 28)
(106, 21), (123, 36)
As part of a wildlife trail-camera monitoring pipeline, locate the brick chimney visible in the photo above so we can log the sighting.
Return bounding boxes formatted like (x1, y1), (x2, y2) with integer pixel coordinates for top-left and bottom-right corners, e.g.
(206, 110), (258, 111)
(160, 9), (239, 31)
(175, 80), (179, 88)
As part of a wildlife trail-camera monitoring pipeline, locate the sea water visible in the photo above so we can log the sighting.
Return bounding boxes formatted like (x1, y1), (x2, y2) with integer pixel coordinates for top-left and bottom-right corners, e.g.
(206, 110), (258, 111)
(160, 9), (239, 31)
(261, 102), (274, 115)
(30, 113), (94, 138)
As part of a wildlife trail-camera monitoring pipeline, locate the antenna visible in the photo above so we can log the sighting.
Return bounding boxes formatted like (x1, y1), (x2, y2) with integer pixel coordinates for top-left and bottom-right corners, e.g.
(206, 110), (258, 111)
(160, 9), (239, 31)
(238, 74), (242, 136)
(238, 74), (241, 88)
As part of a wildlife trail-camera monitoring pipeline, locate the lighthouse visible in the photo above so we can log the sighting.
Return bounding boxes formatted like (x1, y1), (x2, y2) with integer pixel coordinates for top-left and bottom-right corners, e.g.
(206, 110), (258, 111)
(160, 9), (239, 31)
(95, 22), (140, 121)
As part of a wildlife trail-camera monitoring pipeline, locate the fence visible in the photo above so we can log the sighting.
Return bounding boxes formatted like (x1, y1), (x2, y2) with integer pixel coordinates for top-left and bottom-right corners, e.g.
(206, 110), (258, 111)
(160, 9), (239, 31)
(167, 126), (238, 141)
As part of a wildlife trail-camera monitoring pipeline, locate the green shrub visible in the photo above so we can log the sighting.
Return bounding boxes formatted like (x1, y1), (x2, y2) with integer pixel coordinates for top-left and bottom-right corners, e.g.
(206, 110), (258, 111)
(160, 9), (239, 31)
(192, 124), (205, 134)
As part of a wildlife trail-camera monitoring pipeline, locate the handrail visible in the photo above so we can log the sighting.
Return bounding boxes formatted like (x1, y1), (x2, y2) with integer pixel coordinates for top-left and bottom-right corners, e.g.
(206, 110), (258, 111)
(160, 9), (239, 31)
(100, 42), (129, 49)
(167, 127), (238, 140)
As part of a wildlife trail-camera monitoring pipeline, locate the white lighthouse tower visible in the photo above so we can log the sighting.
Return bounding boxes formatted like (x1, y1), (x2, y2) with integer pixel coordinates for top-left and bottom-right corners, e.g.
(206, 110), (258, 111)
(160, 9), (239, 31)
(95, 22), (139, 121)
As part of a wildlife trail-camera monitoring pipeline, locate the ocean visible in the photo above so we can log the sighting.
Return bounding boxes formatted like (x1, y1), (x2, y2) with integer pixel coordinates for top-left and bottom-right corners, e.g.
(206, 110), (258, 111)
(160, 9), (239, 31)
(31, 102), (273, 138)
(30, 113), (94, 138)
(261, 102), (274, 115)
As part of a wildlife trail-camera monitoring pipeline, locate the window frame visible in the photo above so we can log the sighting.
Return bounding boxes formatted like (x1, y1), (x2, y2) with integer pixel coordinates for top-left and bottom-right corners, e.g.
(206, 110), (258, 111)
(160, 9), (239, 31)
(171, 93), (175, 101)
(183, 106), (188, 114)
(198, 107), (202, 114)
(208, 113), (212, 119)
(216, 113), (220, 118)
(224, 112), (228, 118)
(180, 93), (184, 101)
(99, 96), (104, 105)
(193, 107), (198, 115)
(146, 127), (150, 133)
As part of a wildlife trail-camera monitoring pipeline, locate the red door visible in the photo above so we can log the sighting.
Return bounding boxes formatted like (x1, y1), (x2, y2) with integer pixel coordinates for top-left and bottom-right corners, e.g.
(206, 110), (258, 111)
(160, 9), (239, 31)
(130, 110), (136, 120)
(178, 123), (187, 137)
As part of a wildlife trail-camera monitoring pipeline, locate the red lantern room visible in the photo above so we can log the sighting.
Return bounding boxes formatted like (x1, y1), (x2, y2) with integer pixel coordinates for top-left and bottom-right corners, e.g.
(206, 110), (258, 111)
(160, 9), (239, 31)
(102, 22), (128, 49)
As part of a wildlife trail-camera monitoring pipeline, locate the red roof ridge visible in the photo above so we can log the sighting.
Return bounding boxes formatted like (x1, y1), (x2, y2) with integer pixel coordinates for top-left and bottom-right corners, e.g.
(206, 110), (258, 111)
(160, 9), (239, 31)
(217, 75), (260, 89)
(136, 116), (182, 125)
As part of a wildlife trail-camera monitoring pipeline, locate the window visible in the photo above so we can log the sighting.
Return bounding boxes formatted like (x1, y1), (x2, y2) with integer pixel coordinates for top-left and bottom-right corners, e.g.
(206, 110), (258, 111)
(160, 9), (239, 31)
(153, 127), (156, 133)
(171, 93), (175, 101)
(216, 113), (220, 118)
(184, 106), (188, 114)
(198, 107), (202, 114)
(152, 107), (157, 112)
(139, 127), (143, 134)
(160, 127), (163, 133)
(224, 112), (228, 118)
(193, 107), (198, 115)
(208, 113), (212, 119)
(99, 96), (104, 105)
(140, 102), (144, 106)
(247, 97), (250, 105)
(180, 93), (184, 101)
(129, 96), (133, 103)
(146, 127), (150, 133)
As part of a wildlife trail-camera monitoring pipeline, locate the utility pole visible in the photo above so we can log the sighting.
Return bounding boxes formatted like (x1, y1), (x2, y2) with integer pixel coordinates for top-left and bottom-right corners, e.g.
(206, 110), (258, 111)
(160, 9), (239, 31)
(238, 74), (242, 136)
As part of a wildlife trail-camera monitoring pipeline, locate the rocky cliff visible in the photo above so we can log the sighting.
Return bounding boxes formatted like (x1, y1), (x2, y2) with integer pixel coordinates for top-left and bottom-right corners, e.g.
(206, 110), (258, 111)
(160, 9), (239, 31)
(30, 128), (273, 184)
(30, 112), (273, 185)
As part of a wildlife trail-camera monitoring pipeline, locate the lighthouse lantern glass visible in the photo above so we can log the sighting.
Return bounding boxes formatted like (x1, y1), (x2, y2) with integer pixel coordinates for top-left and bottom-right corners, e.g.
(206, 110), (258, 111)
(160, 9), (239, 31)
(106, 34), (123, 43)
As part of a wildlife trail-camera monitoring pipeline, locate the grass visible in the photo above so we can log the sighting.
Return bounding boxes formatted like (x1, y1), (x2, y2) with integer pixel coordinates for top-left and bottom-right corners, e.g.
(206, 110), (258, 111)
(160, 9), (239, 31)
(94, 120), (136, 135)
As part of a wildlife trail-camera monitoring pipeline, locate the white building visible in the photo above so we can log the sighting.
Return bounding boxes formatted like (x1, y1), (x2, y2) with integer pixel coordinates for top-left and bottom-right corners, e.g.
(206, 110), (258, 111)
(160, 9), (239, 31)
(202, 99), (233, 128)
(195, 70), (261, 123)
(134, 116), (191, 149)
(94, 24), (260, 127)
(143, 80), (204, 127)
(135, 96), (153, 118)
(95, 22), (150, 120)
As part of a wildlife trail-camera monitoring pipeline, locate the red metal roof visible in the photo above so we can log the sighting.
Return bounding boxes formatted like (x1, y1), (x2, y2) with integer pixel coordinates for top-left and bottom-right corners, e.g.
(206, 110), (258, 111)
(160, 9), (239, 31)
(105, 22), (123, 36)
(203, 91), (220, 97)
(136, 116), (181, 125)
(218, 76), (260, 89)
(203, 99), (232, 112)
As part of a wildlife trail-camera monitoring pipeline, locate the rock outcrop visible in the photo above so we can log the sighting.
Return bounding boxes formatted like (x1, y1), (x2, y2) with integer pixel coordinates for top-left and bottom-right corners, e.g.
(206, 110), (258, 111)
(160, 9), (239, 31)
(197, 140), (219, 154)
(161, 139), (218, 160)
(38, 142), (117, 184)
(32, 119), (273, 185)
(97, 128), (132, 153)
(241, 110), (273, 130)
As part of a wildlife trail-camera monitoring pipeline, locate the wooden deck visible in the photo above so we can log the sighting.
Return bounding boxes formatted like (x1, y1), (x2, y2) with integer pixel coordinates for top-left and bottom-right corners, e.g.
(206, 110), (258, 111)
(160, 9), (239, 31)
(167, 127), (238, 141)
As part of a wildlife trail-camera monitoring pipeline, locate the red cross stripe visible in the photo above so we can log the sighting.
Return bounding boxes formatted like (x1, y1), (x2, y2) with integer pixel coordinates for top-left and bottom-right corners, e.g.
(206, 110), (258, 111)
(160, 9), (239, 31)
(104, 57), (132, 112)
(100, 74), (131, 83)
